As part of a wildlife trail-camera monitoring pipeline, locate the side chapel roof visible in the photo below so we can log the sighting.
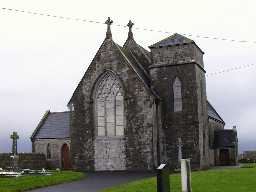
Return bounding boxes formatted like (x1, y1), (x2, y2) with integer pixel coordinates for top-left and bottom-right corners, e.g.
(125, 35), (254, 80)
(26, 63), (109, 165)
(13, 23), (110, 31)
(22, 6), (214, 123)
(31, 111), (70, 140)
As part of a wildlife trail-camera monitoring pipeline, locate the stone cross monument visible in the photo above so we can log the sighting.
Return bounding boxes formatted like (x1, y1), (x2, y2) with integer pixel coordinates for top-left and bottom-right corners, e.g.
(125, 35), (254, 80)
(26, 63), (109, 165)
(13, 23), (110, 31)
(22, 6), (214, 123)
(177, 137), (183, 162)
(10, 131), (19, 155)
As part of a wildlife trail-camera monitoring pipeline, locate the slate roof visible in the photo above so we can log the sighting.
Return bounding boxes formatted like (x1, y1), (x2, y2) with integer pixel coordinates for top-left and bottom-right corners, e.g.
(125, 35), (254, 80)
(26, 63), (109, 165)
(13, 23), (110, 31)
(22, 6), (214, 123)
(115, 42), (160, 99)
(123, 37), (151, 71)
(149, 33), (194, 48)
(214, 129), (237, 148)
(149, 33), (204, 54)
(207, 101), (225, 124)
(31, 111), (70, 139)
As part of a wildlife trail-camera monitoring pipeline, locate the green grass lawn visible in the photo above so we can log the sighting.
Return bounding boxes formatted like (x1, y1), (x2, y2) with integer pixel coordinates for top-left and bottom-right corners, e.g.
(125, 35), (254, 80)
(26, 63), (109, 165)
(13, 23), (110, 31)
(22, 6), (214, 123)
(104, 167), (256, 192)
(0, 171), (85, 192)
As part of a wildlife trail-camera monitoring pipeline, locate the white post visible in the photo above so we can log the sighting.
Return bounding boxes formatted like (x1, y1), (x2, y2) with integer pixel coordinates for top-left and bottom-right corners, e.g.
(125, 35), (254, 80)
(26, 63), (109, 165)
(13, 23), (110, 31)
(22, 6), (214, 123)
(181, 159), (192, 192)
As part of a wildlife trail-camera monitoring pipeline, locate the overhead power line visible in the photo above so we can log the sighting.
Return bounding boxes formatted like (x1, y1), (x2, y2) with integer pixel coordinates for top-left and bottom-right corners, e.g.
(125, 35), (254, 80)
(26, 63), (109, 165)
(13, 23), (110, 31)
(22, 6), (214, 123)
(1, 7), (256, 78)
(1, 7), (256, 45)
(206, 63), (256, 77)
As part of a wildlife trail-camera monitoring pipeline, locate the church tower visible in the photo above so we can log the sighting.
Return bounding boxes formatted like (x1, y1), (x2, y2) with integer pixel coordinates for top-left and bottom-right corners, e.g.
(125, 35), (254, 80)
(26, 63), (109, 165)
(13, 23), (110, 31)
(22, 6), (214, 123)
(149, 34), (209, 169)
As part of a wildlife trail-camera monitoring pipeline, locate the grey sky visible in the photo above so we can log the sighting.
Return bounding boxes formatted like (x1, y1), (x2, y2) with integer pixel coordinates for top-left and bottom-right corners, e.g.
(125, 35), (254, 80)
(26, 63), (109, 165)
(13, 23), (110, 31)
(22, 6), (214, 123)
(0, 0), (255, 153)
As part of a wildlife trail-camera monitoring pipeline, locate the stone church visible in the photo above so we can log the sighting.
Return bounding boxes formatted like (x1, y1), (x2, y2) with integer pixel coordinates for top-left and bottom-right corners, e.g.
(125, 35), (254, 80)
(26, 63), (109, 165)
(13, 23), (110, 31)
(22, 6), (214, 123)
(31, 18), (238, 171)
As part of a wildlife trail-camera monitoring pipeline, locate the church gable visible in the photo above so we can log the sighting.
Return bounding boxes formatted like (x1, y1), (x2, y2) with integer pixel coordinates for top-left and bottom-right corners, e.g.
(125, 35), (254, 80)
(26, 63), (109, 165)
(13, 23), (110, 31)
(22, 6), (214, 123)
(70, 18), (156, 171)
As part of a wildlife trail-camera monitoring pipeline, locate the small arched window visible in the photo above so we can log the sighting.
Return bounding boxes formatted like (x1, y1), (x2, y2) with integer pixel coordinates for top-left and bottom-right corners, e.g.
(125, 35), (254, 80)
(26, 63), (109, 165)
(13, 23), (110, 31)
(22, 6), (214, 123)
(46, 143), (51, 159)
(95, 72), (124, 136)
(173, 77), (182, 112)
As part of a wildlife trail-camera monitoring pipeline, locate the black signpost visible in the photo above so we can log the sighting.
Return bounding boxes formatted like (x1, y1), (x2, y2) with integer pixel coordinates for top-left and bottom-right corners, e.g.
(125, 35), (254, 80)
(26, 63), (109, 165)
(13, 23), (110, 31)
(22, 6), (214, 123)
(157, 163), (170, 192)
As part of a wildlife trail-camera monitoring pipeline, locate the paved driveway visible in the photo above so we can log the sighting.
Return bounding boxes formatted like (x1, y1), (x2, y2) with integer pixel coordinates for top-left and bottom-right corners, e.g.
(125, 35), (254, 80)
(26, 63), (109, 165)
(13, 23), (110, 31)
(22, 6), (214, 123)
(29, 172), (154, 192)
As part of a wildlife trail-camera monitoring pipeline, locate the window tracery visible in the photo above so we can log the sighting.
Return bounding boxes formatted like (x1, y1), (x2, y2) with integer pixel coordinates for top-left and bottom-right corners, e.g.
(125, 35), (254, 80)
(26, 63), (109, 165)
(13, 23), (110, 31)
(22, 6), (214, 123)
(95, 72), (124, 136)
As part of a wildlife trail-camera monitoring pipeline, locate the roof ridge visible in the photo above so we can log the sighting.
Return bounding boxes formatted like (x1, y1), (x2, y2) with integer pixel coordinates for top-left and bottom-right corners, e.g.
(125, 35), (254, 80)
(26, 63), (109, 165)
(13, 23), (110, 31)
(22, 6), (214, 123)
(125, 49), (151, 80)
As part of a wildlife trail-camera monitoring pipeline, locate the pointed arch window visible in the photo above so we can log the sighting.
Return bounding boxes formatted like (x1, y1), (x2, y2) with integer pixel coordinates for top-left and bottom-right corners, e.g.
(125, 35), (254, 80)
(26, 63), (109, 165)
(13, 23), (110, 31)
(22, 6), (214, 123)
(46, 143), (51, 159)
(95, 72), (124, 136)
(173, 77), (182, 112)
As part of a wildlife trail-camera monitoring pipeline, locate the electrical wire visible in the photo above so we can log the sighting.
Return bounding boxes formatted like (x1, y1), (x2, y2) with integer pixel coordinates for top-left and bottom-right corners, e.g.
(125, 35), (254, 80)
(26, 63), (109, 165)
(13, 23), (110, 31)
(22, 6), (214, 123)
(206, 63), (255, 77)
(1, 7), (256, 45)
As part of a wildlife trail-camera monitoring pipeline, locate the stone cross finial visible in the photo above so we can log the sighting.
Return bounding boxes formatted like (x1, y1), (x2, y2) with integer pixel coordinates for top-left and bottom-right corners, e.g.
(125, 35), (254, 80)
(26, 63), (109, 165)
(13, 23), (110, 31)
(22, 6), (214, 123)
(127, 20), (134, 39)
(177, 137), (183, 162)
(105, 17), (113, 39)
(10, 131), (19, 155)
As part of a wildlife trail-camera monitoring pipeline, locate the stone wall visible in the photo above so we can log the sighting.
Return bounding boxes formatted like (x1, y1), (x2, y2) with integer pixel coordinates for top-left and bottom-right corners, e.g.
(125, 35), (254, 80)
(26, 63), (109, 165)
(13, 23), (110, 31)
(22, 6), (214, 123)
(33, 138), (71, 169)
(0, 153), (46, 170)
(0, 154), (12, 169)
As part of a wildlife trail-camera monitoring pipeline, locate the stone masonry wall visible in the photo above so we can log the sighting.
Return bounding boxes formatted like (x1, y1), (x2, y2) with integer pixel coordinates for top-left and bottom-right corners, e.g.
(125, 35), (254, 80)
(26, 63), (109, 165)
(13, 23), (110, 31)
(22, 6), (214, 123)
(0, 153), (46, 170)
(94, 137), (126, 171)
(195, 65), (209, 168)
(33, 138), (70, 169)
(151, 43), (204, 68)
(70, 38), (154, 171)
